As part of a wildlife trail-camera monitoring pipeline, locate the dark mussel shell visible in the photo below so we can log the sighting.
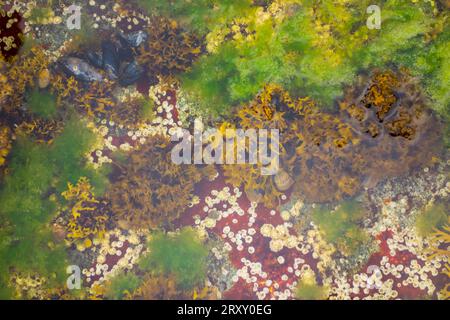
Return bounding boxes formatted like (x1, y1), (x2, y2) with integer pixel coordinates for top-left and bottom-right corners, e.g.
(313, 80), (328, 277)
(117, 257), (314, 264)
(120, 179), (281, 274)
(119, 60), (144, 86)
(101, 40), (120, 79)
(86, 51), (104, 69)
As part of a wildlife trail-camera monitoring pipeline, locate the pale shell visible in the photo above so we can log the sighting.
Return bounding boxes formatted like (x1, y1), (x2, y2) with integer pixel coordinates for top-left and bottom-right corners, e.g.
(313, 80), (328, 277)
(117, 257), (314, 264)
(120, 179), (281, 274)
(273, 169), (294, 191)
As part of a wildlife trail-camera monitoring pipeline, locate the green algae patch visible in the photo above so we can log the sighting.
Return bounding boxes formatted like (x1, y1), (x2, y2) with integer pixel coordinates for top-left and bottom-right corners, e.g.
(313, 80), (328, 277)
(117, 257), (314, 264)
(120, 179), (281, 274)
(295, 278), (329, 300)
(180, 0), (441, 116)
(0, 138), (66, 298)
(139, 228), (209, 291)
(137, 0), (254, 35)
(105, 273), (142, 300)
(312, 201), (370, 256)
(0, 116), (111, 298)
(50, 117), (110, 195)
(416, 203), (449, 238)
(27, 88), (58, 119)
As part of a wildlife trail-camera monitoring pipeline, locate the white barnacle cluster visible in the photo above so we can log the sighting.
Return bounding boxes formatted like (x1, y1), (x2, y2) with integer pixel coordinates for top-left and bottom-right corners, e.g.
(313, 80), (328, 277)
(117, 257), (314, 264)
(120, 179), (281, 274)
(328, 192), (446, 300)
(303, 227), (336, 274)
(86, 85), (185, 167)
(232, 258), (288, 300)
(237, 251), (309, 300)
(370, 197), (411, 236)
(83, 124), (111, 169)
(280, 200), (304, 221)
(83, 229), (145, 287)
(260, 223), (298, 253)
(125, 87), (182, 145)
(195, 186), (262, 255)
(195, 187), (243, 232)
(88, 0), (150, 31)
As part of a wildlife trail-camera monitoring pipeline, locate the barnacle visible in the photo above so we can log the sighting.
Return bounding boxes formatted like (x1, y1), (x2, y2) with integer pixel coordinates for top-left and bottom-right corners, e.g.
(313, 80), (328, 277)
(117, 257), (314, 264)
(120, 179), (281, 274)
(137, 17), (203, 80)
(0, 125), (12, 167)
(108, 134), (215, 230)
(9, 271), (73, 300)
(59, 177), (114, 248)
(0, 7), (23, 61)
(9, 272), (47, 300)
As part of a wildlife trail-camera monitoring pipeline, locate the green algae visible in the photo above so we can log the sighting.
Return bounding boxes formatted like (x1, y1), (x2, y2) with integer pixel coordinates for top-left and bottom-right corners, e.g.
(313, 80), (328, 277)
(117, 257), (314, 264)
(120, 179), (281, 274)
(104, 273), (142, 300)
(26, 88), (58, 119)
(312, 201), (370, 256)
(0, 116), (111, 298)
(137, 0), (254, 35)
(0, 137), (65, 298)
(140, 97), (156, 123)
(295, 279), (329, 300)
(50, 117), (110, 195)
(415, 203), (449, 238)
(139, 228), (209, 290)
(180, 0), (442, 116)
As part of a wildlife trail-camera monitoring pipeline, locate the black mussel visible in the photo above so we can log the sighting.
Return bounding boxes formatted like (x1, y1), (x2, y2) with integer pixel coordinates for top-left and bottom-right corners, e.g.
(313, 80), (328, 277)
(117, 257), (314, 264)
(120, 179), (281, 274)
(119, 60), (144, 86)
(101, 41), (120, 79)
(119, 31), (148, 48)
(117, 43), (134, 63)
(86, 51), (103, 69)
(60, 57), (103, 82)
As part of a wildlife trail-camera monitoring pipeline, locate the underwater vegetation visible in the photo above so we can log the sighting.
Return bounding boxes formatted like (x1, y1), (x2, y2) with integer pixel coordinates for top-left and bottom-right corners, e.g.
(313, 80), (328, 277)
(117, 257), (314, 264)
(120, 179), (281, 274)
(108, 134), (214, 230)
(0, 125), (11, 168)
(58, 177), (115, 250)
(177, 0), (449, 118)
(0, 117), (109, 298)
(224, 70), (444, 205)
(104, 273), (141, 300)
(416, 203), (449, 237)
(312, 201), (371, 257)
(0, 46), (49, 112)
(137, 16), (203, 83)
(0, 0), (448, 301)
(26, 88), (58, 119)
(99, 226), (212, 300)
(132, 274), (185, 300)
(137, 0), (255, 35)
(15, 118), (64, 145)
(426, 215), (450, 299)
(295, 270), (329, 300)
(139, 228), (209, 291)
(111, 91), (155, 129)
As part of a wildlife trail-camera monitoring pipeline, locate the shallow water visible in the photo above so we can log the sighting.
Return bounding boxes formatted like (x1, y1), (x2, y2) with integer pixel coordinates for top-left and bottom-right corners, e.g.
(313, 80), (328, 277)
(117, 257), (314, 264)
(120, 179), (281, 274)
(0, 0), (448, 300)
